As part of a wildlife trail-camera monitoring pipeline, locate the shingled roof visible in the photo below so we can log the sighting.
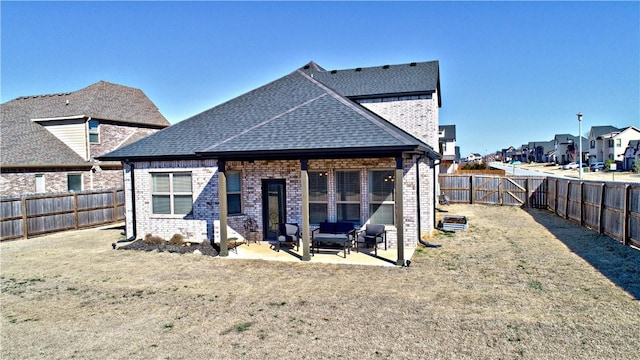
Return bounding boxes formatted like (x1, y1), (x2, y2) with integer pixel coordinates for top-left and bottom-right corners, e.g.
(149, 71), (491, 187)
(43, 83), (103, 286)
(301, 60), (441, 106)
(1, 81), (169, 167)
(99, 62), (440, 162)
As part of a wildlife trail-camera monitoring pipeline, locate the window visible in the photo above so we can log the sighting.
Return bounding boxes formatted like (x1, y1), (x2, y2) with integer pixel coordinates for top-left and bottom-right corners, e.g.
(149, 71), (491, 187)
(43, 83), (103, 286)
(226, 171), (241, 215)
(309, 171), (328, 223)
(151, 173), (192, 215)
(67, 174), (82, 192)
(35, 174), (45, 193)
(608, 139), (614, 148)
(590, 140), (595, 149)
(88, 120), (100, 143)
(616, 139), (622, 147)
(335, 170), (360, 222)
(369, 170), (395, 225)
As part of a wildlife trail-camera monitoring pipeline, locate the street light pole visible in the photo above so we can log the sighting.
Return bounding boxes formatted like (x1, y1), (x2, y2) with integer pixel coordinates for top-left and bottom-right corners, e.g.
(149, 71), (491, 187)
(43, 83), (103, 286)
(577, 112), (583, 180)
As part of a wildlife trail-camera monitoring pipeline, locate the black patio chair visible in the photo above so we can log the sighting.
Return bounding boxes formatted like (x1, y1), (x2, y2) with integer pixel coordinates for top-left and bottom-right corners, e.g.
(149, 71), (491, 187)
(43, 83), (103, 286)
(356, 224), (387, 256)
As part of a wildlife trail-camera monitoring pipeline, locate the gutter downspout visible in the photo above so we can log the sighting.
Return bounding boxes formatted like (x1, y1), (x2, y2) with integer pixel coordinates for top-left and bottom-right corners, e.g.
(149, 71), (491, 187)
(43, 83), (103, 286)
(123, 160), (136, 242)
(433, 159), (441, 229)
(416, 155), (423, 241)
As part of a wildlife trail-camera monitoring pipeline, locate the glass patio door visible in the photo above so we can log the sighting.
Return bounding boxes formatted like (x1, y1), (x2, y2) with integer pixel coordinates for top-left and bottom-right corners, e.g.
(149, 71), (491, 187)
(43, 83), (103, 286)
(262, 180), (286, 240)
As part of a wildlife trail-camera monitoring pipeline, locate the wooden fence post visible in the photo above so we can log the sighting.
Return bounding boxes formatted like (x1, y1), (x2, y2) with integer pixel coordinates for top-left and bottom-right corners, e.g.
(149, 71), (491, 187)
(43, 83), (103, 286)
(623, 184), (630, 246)
(470, 175), (475, 204)
(21, 197), (28, 239)
(525, 177), (530, 208)
(579, 181), (584, 226)
(565, 181), (570, 219)
(112, 189), (118, 222)
(599, 183), (606, 235)
(73, 193), (79, 230)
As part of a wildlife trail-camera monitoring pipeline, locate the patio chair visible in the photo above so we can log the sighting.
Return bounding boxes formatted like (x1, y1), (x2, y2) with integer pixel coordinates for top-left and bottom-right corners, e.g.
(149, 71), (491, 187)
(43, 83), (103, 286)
(439, 193), (450, 205)
(356, 224), (387, 256)
(276, 223), (300, 252)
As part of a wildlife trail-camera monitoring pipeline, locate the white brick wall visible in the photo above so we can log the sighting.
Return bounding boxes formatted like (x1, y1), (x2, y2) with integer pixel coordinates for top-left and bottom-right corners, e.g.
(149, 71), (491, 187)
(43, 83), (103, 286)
(127, 156), (436, 249)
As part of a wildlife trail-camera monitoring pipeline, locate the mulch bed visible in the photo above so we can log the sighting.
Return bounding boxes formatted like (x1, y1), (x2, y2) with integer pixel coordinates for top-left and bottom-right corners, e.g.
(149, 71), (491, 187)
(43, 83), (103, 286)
(116, 239), (219, 257)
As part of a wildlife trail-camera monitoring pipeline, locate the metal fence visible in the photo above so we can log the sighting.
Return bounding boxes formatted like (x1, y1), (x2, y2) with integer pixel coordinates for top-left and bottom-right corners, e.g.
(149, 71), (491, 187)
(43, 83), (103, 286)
(0, 188), (125, 241)
(440, 174), (639, 248)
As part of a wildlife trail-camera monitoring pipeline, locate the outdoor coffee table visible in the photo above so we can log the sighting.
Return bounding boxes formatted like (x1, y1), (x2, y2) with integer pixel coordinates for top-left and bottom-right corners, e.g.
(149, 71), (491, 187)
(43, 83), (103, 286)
(312, 235), (351, 258)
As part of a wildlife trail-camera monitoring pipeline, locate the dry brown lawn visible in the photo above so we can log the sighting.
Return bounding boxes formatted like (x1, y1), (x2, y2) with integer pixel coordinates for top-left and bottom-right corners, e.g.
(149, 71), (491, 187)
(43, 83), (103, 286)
(2, 204), (639, 359)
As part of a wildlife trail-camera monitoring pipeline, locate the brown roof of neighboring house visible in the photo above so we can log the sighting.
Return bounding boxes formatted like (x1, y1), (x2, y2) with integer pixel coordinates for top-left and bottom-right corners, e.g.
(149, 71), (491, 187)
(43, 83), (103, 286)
(1, 81), (169, 167)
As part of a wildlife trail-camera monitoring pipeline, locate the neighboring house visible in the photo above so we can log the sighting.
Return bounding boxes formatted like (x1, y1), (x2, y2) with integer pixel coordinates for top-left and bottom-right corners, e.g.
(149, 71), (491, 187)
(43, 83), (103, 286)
(588, 125), (620, 163)
(99, 60), (442, 265)
(553, 134), (587, 164)
(623, 140), (640, 171)
(598, 126), (640, 165)
(501, 146), (516, 162)
(438, 125), (458, 173)
(465, 153), (482, 163)
(0, 81), (170, 195)
(525, 141), (554, 163)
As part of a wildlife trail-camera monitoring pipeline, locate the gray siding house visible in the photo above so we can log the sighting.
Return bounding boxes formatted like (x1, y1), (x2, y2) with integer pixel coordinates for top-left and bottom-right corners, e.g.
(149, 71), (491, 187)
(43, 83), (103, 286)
(99, 61), (442, 265)
(0, 81), (170, 195)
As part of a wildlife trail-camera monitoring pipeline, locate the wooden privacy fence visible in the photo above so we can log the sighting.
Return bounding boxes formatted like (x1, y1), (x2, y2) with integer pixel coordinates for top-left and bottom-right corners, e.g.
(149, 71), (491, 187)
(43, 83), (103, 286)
(439, 174), (548, 208)
(547, 178), (639, 248)
(0, 188), (125, 241)
(440, 174), (639, 248)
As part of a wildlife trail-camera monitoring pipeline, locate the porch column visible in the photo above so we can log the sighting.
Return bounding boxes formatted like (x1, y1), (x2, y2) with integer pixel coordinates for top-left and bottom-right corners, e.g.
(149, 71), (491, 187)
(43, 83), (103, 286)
(395, 156), (405, 266)
(218, 161), (229, 257)
(300, 159), (311, 261)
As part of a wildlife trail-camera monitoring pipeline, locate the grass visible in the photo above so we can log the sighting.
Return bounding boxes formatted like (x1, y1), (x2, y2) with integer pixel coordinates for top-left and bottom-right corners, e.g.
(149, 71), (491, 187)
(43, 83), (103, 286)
(1, 205), (639, 359)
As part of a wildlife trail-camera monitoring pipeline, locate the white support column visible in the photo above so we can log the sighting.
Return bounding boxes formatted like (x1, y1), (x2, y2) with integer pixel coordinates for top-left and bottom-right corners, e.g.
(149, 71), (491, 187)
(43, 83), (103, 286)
(301, 159), (311, 261)
(395, 156), (405, 266)
(218, 161), (229, 257)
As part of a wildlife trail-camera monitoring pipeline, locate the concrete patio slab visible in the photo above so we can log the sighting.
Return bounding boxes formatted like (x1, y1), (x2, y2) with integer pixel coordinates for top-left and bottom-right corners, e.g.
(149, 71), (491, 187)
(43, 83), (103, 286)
(220, 240), (413, 267)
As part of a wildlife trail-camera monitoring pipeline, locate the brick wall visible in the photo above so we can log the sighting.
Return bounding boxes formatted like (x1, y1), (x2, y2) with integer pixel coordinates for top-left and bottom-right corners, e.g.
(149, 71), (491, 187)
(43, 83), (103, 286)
(0, 169), (122, 196)
(360, 96), (439, 150)
(128, 156), (435, 249)
(90, 123), (161, 159)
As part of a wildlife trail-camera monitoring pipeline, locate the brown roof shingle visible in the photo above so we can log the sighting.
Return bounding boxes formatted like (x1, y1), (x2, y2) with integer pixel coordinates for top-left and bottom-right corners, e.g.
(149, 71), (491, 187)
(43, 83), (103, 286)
(1, 81), (169, 167)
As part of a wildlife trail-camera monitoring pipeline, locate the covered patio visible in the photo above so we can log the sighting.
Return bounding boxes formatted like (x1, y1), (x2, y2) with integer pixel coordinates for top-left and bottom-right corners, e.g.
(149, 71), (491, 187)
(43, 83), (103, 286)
(221, 240), (415, 267)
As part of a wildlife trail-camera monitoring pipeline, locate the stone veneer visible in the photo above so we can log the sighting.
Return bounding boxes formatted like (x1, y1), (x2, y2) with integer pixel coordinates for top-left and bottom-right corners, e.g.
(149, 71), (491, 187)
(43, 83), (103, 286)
(126, 156), (436, 249)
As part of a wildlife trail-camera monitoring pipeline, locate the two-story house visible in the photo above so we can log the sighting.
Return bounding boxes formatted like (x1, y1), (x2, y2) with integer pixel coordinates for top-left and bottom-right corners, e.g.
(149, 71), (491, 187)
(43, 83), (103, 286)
(0, 81), (170, 195)
(99, 60), (443, 265)
(554, 134), (587, 164)
(438, 125), (458, 173)
(600, 126), (640, 165)
(623, 140), (640, 171)
(588, 126), (620, 163)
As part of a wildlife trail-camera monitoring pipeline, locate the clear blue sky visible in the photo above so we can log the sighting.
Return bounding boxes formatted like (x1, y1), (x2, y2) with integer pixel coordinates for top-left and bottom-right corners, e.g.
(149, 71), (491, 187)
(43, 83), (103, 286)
(2, 1), (638, 156)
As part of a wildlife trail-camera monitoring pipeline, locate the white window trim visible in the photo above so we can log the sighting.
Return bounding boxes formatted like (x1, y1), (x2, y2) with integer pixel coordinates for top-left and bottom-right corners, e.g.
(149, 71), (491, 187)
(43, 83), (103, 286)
(88, 120), (100, 144)
(150, 172), (193, 217)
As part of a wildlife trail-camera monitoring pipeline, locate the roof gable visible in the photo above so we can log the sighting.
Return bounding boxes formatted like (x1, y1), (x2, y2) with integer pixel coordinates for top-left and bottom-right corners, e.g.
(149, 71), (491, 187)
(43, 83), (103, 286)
(1, 81), (169, 167)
